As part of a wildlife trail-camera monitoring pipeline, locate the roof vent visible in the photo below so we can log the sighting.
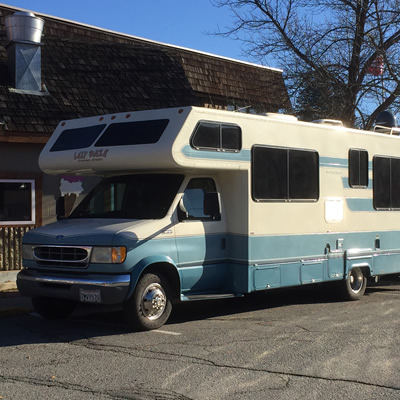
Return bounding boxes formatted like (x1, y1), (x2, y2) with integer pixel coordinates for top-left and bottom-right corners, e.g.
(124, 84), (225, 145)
(374, 111), (400, 135)
(312, 119), (343, 126)
(5, 11), (44, 43)
(5, 11), (44, 92)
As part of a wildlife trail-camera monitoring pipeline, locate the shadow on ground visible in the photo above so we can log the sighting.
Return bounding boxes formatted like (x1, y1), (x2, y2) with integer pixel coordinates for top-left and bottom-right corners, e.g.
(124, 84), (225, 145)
(2, 277), (399, 347)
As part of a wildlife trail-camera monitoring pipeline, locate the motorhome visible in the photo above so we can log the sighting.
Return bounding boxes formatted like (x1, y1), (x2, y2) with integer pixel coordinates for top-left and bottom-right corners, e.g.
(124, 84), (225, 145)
(17, 106), (400, 330)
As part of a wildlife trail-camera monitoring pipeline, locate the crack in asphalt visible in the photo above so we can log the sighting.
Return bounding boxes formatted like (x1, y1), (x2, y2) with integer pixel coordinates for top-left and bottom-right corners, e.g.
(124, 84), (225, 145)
(63, 338), (400, 393)
(0, 374), (112, 398)
(7, 320), (400, 396)
(0, 375), (194, 400)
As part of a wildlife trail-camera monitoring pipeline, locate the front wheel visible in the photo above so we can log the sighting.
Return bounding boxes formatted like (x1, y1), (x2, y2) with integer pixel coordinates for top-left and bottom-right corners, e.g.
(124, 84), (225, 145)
(123, 273), (172, 331)
(340, 267), (367, 301)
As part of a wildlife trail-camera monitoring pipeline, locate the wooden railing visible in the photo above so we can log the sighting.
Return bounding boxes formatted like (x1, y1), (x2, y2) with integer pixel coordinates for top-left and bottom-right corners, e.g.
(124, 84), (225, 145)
(0, 226), (35, 271)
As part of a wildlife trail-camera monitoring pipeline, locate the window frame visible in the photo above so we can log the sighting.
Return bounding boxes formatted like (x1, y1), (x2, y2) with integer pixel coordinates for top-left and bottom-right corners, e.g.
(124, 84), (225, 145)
(0, 179), (36, 225)
(349, 148), (369, 188)
(190, 120), (242, 152)
(373, 155), (400, 211)
(251, 145), (319, 203)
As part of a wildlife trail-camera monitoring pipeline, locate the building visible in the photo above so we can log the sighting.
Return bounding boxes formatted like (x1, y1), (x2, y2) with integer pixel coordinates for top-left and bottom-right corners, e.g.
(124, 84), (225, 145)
(0, 4), (291, 276)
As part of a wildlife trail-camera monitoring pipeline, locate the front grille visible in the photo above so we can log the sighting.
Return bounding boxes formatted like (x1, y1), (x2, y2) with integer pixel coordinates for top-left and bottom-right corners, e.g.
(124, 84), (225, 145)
(33, 246), (91, 268)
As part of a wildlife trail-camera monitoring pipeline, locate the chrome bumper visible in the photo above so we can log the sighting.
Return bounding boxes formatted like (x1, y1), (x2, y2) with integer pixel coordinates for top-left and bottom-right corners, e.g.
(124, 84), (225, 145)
(17, 269), (130, 304)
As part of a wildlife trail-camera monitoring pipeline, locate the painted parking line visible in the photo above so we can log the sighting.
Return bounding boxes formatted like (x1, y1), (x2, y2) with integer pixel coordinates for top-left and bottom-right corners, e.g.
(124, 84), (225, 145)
(152, 329), (182, 336)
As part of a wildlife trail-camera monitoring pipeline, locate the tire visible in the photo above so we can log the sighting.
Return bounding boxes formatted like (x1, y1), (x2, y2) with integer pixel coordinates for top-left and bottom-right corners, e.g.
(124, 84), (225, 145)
(123, 273), (172, 331)
(340, 267), (367, 301)
(32, 297), (76, 319)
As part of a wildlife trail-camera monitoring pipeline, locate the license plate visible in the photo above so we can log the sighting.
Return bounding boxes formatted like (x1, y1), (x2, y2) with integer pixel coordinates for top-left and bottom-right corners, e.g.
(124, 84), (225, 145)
(79, 289), (101, 303)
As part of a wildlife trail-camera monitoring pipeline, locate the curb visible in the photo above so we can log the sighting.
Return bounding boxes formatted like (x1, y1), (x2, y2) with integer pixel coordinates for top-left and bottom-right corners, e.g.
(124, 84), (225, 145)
(0, 281), (17, 292)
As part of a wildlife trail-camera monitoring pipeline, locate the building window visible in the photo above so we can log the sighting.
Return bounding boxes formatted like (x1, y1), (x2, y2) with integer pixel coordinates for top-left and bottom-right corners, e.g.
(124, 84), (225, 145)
(252, 146), (319, 202)
(373, 156), (400, 210)
(0, 180), (35, 225)
(191, 121), (242, 152)
(349, 149), (368, 188)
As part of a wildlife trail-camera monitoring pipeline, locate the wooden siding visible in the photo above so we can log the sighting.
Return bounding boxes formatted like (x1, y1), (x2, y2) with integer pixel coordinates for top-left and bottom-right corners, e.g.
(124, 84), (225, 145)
(0, 226), (35, 271)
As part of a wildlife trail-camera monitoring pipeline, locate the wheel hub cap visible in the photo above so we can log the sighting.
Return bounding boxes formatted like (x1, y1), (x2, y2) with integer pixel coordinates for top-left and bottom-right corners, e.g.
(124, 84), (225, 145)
(141, 283), (166, 320)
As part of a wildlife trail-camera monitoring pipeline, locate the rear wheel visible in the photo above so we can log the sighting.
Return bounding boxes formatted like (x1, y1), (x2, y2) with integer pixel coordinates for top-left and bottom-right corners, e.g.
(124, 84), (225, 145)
(123, 273), (172, 331)
(341, 267), (367, 300)
(32, 297), (76, 319)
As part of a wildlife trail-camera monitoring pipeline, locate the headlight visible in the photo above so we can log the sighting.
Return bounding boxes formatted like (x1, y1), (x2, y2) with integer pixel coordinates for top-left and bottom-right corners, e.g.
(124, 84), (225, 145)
(91, 246), (127, 264)
(22, 244), (35, 260)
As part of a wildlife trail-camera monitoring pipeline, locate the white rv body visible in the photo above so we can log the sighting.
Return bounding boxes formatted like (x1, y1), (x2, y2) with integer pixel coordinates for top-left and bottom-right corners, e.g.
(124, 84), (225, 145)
(17, 106), (400, 329)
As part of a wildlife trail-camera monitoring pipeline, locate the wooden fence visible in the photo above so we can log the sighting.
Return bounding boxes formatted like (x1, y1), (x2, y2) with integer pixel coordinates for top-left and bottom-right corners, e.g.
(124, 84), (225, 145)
(0, 226), (35, 271)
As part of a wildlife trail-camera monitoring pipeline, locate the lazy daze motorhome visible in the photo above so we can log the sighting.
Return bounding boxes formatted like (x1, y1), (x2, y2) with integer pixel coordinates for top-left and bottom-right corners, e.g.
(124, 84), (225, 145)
(17, 106), (400, 330)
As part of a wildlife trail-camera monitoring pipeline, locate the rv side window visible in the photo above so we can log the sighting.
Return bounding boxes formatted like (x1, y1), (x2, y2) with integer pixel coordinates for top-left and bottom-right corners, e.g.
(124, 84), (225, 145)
(95, 119), (169, 147)
(50, 125), (106, 152)
(373, 156), (400, 210)
(349, 149), (368, 188)
(191, 121), (241, 152)
(251, 146), (319, 202)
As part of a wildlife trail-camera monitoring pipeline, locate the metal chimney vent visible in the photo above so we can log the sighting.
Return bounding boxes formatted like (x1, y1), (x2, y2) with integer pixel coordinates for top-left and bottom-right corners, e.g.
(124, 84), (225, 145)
(5, 11), (45, 92)
(5, 11), (44, 43)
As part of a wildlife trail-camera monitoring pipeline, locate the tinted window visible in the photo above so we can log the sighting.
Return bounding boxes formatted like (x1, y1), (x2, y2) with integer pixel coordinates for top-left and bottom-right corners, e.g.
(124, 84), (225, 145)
(191, 121), (241, 151)
(392, 158), (400, 208)
(374, 156), (394, 209)
(289, 149), (319, 200)
(50, 125), (106, 152)
(252, 146), (319, 202)
(349, 149), (368, 188)
(221, 124), (242, 150)
(95, 119), (169, 147)
(191, 122), (220, 149)
(252, 146), (287, 200)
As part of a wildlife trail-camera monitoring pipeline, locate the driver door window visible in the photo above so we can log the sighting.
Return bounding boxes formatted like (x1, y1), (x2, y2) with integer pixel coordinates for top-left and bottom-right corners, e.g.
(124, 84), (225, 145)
(180, 178), (219, 221)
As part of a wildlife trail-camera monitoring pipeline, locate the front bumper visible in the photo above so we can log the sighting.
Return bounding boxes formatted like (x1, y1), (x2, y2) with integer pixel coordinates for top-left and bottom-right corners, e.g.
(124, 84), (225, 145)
(17, 269), (130, 305)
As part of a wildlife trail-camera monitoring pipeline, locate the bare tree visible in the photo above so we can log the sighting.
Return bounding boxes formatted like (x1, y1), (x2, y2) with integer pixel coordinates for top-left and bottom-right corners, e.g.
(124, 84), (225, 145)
(212, 0), (400, 129)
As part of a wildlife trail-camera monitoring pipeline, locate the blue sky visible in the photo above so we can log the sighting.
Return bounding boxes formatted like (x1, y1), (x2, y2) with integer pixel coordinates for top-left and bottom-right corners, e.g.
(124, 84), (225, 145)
(1, 1), (271, 66)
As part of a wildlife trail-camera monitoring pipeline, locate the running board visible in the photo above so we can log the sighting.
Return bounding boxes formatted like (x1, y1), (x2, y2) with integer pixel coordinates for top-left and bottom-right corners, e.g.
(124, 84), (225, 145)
(183, 293), (239, 301)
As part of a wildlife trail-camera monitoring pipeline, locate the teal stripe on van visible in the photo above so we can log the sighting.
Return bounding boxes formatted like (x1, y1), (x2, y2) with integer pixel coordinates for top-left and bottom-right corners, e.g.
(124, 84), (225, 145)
(181, 145), (251, 161)
(346, 198), (374, 212)
(320, 156), (347, 168)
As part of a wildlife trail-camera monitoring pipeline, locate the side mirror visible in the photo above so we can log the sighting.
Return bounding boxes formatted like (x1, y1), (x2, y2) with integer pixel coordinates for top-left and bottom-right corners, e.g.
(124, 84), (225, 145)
(177, 197), (188, 222)
(56, 196), (66, 220)
(204, 192), (221, 220)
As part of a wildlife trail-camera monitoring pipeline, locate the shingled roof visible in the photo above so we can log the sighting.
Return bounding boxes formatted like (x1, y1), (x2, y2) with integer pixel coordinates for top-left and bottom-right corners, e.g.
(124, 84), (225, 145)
(0, 4), (291, 142)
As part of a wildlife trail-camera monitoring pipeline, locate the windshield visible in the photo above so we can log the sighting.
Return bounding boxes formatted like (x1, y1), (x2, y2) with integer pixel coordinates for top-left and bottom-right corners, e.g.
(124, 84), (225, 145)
(70, 174), (184, 219)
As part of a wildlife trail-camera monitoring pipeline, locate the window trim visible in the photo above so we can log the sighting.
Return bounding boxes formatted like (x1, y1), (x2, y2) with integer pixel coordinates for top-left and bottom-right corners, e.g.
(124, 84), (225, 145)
(348, 148), (369, 188)
(373, 155), (400, 211)
(0, 179), (36, 225)
(251, 145), (320, 203)
(190, 120), (242, 152)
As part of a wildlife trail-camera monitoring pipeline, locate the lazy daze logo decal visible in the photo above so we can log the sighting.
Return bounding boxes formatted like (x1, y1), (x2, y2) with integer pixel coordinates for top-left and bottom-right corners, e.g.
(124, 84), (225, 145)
(74, 148), (109, 162)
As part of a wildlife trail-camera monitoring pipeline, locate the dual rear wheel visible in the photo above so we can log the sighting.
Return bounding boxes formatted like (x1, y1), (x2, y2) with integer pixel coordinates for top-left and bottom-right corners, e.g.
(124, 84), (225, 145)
(341, 267), (367, 301)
